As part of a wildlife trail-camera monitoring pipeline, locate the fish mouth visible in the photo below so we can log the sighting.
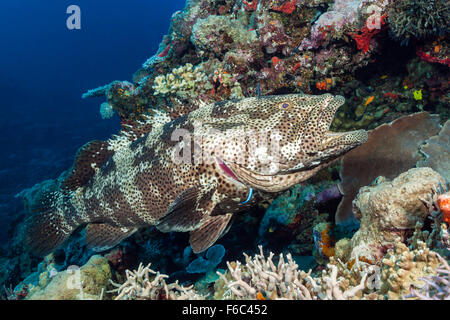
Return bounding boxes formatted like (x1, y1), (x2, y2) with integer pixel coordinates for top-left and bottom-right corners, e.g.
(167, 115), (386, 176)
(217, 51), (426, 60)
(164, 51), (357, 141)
(320, 129), (368, 154)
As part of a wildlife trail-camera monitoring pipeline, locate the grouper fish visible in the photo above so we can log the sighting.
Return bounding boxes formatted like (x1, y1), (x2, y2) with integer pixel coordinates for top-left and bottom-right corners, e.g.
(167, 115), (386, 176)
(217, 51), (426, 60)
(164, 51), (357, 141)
(24, 93), (368, 256)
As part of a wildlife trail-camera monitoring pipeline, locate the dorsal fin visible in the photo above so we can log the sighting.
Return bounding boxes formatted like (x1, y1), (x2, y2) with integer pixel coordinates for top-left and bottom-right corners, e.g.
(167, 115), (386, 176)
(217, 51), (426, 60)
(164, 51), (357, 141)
(61, 140), (113, 191)
(122, 110), (171, 139)
(189, 213), (233, 253)
(164, 97), (208, 120)
(107, 110), (171, 152)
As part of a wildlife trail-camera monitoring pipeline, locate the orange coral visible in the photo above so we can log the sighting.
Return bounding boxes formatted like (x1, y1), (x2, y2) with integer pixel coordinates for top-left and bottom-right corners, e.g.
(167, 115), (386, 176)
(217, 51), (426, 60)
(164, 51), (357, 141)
(272, 0), (296, 14)
(348, 15), (386, 54)
(437, 192), (450, 223)
(320, 224), (335, 258)
(316, 81), (327, 90)
(348, 256), (375, 270)
(271, 56), (281, 67)
(292, 62), (301, 72)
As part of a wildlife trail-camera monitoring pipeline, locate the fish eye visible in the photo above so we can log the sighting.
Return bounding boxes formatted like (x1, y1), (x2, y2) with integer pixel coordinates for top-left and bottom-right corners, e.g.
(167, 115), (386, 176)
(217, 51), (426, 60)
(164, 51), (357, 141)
(279, 102), (292, 110)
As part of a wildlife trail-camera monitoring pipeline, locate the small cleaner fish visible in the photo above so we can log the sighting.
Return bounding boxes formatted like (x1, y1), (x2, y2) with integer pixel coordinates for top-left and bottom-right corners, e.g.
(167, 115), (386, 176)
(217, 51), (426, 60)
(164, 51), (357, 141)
(24, 93), (368, 256)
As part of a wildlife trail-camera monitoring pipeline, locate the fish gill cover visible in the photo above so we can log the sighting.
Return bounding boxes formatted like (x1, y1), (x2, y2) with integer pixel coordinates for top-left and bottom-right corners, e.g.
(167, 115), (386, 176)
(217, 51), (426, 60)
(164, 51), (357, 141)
(0, 0), (449, 301)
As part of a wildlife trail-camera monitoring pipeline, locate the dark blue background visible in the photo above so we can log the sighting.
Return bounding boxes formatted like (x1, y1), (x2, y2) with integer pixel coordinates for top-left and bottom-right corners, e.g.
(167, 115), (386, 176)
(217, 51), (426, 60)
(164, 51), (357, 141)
(0, 0), (186, 244)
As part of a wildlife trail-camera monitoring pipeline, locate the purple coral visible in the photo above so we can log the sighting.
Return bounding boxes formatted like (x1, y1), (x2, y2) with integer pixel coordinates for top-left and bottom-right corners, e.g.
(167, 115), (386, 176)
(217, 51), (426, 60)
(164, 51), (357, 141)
(406, 253), (450, 300)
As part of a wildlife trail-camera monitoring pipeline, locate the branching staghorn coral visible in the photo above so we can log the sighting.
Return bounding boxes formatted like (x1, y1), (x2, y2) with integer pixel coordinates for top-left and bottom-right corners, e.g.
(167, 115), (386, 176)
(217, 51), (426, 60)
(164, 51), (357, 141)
(308, 264), (368, 300)
(217, 245), (312, 300)
(216, 246), (369, 300)
(109, 263), (204, 300)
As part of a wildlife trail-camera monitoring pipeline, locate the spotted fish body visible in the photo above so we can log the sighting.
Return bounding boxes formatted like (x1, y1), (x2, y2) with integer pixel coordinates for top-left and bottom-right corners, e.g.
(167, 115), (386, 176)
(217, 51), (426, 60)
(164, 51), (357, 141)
(25, 93), (368, 256)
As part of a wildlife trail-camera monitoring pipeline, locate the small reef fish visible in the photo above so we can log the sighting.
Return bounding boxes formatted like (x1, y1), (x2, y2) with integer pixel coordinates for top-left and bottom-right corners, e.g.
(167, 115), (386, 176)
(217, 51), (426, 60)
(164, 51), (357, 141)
(364, 96), (374, 106)
(24, 94), (368, 256)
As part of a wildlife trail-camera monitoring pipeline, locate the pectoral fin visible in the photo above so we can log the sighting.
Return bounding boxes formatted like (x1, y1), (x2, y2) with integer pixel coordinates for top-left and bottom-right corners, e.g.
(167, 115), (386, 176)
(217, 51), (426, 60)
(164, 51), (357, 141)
(189, 213), (233, 254)
(85, 223), (137, 252)
(156, 187), (215, 232)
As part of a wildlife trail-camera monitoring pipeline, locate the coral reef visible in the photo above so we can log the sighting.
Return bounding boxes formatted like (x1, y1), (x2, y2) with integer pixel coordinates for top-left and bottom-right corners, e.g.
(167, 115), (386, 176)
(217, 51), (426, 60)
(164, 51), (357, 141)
(336, 112), (441, 223)
(416, 38), (450, 67)
(417, 120), (450, 181)
(301, 0), (388, 51)
(258, 184), (316, 240)
(99, 102), (115, 120)
(387, 0), (449, 45)
(258, 176), (343, 255)
(152, 63), (209, 97)
(4, 0), (450, 302)
(405, 252), (450, 300)
(19, 255), (111, 300)
(80, 0), (398, 120)
(379, 241), (441, 299)
(214, 245), (368, 300)
(313, 222), (335, 264)
(191, 15), (257, 56)
(350, 167), (446, 261)
(109, 263), (204, 300)
(76, 0), (447, 137)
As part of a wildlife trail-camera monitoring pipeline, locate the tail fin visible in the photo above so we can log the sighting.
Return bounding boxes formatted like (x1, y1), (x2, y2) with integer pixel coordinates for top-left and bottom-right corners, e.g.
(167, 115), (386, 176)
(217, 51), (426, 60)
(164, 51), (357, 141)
(23, 209), (75, 257)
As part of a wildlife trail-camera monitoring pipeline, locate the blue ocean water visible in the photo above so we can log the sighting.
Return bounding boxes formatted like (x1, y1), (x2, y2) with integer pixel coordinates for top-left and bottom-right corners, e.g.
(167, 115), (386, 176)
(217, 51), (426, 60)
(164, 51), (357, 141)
(0, 0), (186, 245)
